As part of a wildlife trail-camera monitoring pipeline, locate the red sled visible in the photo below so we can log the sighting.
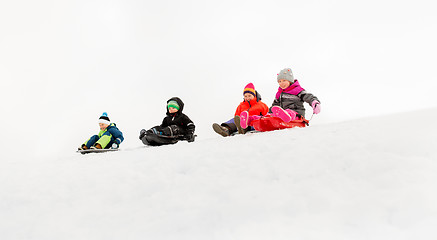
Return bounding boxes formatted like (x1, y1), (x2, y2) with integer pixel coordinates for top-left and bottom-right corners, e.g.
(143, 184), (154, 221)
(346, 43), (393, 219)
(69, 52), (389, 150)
(251, 116), (309, 132)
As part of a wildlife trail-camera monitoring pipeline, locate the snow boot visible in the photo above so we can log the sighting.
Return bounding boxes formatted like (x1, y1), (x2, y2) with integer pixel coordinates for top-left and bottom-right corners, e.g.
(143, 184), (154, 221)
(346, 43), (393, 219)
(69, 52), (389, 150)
(78, 144), (88, 150)
(91, 143), (102, 149)
(271, 106), (293, 122)
(239, 111), (249, 129)
(212, 123), (230, 137)
(234, 115), (248, 134)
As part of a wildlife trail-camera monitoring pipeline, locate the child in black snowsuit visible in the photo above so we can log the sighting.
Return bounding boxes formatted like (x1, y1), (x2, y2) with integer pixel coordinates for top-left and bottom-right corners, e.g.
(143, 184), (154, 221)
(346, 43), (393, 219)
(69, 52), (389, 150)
(139, 97), (195, 145)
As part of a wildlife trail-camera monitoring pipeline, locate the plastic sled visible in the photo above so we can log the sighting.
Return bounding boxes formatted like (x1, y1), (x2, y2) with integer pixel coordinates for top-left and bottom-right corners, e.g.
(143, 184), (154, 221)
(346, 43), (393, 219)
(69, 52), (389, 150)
(77, 148), (120, 154)
(251, 116), (309, 132)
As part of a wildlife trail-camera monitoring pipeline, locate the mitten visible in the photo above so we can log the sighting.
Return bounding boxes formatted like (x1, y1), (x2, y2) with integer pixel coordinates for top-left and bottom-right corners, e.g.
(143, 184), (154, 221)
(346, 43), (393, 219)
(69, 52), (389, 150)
(162, 125), (180, 136)
(186, 133), (195, 142)
(311, 100), (321, 114)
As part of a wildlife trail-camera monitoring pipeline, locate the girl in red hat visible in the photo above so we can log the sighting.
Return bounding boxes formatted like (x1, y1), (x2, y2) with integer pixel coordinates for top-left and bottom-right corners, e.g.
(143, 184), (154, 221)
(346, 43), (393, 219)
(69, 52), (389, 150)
(213, 83), (269, 136)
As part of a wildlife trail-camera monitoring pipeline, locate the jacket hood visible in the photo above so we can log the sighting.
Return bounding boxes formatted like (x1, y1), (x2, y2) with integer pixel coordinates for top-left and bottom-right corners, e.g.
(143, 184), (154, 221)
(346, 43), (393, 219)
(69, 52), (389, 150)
(255, 91), (262, 101)
(166, 97), (185, 114)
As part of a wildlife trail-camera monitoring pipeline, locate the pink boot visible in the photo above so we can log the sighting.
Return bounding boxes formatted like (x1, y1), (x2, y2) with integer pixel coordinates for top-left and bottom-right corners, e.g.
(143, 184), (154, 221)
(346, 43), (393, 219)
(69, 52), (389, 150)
(240, 111), (249, 129)
(285, 109), (297, 121)
(271, 106), (292, 122)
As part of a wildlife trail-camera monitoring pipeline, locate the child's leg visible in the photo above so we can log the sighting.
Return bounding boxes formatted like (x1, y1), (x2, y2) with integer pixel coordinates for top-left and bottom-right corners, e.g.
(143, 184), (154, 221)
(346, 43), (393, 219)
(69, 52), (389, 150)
(96, 132), (112, 149)
(162, 125), (182, 137)
(236, 113), (256, 134)
(240, 112), (263, 128)
(222, 118), (238, 134)
(213, 123), (231, 137)
(234, 115), (244, 134)
(240, 111), (249, 129)
(271, 106), (292, 122)
(247, 115), (261, 126)
(284, 109), (298, 121)
(84, 135), (99, 149)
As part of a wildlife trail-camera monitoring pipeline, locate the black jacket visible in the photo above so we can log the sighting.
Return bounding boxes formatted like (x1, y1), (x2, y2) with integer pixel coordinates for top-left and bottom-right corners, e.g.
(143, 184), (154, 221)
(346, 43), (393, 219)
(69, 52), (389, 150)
(160, 97), (195, 136)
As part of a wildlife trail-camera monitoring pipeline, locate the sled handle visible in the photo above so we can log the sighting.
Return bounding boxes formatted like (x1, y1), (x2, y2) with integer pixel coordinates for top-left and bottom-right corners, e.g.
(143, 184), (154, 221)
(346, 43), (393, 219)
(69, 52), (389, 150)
(309, 113), (314, 122)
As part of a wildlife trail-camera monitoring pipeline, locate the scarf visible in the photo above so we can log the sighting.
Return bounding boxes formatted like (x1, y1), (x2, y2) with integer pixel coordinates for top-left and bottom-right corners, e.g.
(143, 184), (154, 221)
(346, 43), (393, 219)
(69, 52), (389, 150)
(275, 80), (305, 100)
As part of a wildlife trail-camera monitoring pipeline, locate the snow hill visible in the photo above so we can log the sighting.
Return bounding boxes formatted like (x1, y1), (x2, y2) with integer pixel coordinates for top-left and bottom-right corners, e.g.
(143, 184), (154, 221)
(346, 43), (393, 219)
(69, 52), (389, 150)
(1, 108), (436, 240)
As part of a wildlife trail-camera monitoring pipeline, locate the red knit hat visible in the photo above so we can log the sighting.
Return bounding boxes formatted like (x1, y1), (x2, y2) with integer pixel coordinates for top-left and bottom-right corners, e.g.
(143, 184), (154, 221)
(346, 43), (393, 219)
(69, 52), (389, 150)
(243, 83), (256, 96)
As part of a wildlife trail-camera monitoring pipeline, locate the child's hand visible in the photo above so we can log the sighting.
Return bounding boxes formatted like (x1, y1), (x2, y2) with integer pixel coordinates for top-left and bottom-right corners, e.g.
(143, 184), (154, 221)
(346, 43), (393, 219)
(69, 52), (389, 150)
(311, 101), (321, 114)
(186, 133), (195, 142)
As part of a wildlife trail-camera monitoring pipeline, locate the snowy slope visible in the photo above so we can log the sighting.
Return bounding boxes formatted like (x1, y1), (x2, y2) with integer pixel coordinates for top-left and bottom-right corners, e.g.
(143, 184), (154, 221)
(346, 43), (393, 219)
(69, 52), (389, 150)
(1, 108), (436, 240)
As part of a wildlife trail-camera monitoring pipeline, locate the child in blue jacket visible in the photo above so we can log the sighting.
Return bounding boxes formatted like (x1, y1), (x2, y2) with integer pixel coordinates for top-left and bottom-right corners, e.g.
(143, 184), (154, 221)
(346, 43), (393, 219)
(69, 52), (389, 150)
(78, 112), (124, 150)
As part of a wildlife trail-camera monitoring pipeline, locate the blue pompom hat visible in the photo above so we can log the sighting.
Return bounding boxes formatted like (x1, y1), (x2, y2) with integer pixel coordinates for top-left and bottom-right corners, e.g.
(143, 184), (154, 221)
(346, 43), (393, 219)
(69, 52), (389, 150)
(98, 112), (110, 125)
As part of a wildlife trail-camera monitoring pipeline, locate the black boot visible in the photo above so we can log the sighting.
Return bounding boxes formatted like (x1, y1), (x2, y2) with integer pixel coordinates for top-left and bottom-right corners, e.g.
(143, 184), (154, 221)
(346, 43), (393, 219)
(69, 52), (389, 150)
(212, 123), (230, 137)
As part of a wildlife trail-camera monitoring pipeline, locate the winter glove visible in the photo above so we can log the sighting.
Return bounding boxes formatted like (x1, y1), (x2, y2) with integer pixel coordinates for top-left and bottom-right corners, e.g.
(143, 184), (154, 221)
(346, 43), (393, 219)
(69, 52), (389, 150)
(162, 125), (180, 137)
(139, 129), (147, 140)
(311, 100), (321, 114)
(186, 133), (195, 142)
(111, 143), (119, 149)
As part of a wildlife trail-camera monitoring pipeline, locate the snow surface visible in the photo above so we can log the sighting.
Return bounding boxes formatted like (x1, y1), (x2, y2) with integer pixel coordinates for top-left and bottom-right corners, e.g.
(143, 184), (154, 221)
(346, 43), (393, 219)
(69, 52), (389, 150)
(1, 108), (436, 240)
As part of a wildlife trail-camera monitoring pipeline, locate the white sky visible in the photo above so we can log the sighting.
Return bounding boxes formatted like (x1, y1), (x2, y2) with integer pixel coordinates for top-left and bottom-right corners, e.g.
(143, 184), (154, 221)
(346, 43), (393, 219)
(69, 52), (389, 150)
(1, 0), (436, 157)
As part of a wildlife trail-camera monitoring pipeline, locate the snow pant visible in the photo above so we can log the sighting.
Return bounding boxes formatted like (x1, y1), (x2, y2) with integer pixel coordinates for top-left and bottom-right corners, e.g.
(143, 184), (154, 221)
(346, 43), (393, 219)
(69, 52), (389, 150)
(84, 133), (114, 149)
(149, 125), (184, 137)
(281, 109), (299, 122)
(246, 115), (262, 126)
(221, 117), (254, 133)
(221, 118), (237, 134)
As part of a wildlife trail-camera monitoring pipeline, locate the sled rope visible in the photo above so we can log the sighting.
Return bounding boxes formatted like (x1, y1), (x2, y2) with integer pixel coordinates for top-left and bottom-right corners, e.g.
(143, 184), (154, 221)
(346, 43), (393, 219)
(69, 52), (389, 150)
(309, 113), (314, 122)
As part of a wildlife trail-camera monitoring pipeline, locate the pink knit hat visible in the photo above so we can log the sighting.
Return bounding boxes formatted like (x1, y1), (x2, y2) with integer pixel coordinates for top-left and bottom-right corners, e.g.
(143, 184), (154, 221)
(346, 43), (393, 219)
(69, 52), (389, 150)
(243, 83), (256, 96)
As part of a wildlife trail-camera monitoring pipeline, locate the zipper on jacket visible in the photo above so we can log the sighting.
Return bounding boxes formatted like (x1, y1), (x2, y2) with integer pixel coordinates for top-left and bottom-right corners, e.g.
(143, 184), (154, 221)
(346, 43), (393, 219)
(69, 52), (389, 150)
(248, 100), (252, 109)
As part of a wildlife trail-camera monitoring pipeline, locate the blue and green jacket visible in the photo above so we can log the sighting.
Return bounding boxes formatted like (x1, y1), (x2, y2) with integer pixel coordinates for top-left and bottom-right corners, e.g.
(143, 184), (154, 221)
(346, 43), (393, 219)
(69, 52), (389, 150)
(84, 123), (124, 148)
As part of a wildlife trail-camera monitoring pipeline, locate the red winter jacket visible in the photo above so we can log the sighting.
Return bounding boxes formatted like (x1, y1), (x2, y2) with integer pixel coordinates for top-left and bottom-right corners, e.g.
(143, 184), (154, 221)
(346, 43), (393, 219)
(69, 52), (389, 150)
(235, 98), (269, 117)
